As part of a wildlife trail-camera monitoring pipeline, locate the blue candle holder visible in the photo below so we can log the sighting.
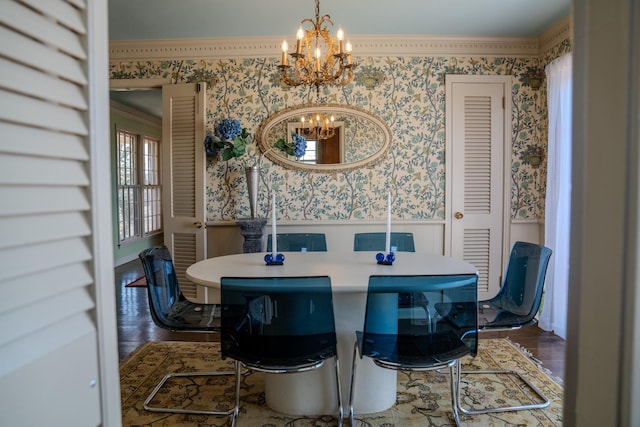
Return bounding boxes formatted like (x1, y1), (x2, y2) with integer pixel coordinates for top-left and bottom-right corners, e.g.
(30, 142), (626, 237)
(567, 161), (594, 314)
(265, 253), (285, 265)
(376, 252), (395, 265)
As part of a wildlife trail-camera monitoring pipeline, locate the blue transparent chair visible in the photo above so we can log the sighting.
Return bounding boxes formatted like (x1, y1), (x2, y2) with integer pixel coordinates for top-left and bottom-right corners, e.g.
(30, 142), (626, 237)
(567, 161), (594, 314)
(348, 274), (478, 426)
(220, 276), (342, 427)
(138, 246), (235, 417)
(460, 241), (553, 415)
(353, 232), (415, 252)
(266, 232), (328, 252)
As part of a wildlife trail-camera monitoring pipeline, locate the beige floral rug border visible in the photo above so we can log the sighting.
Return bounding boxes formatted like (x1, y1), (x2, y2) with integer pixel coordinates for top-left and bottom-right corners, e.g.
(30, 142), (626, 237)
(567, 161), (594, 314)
(120, 338), (563, 426)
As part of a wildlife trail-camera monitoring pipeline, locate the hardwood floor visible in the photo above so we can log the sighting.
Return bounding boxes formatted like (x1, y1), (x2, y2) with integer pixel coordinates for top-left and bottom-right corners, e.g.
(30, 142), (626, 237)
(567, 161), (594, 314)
(115, 259), (566, 381)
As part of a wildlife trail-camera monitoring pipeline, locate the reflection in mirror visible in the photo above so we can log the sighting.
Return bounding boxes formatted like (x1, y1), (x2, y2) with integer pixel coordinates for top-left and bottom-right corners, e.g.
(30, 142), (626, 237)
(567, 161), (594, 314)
(286, 120), (343, 164)
(258, 104), (392, 173)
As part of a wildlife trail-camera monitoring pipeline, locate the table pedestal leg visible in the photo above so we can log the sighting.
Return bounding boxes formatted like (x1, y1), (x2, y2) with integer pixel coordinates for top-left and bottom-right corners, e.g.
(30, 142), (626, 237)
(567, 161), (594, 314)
(263, 292), (397, 415)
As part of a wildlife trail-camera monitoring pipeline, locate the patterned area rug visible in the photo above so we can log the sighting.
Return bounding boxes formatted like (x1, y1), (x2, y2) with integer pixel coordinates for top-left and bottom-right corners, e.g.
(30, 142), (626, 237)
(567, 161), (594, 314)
(120, 339), (563, 426)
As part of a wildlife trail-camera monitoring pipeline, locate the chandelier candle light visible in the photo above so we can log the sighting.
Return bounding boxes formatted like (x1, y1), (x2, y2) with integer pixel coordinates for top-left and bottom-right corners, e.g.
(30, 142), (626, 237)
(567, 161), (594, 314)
(300, 113), (336, 140)
(279, 0), (355, 97)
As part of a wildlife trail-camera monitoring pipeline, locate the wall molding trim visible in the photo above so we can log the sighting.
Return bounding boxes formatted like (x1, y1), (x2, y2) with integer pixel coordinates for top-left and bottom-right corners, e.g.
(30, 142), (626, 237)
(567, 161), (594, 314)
(511, 218), (544, 224)
(539, 14), (571, 55)
(109, 34), (541, 61)
(206, 219), (447, 227)
(110, 100), (162, 127)
(110, 78), (171, 89)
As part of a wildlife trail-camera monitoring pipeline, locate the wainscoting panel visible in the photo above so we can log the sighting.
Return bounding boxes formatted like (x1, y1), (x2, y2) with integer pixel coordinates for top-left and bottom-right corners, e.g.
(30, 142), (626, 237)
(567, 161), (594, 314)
(206, 221), (446, 257)
(509, 221), (544, 248)
(195, 221), (540, 303)
(206, 220), (542, 259)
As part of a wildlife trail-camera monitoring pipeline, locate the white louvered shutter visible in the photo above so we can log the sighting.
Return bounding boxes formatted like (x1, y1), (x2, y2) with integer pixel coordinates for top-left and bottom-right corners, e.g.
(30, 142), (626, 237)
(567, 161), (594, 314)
(162, 83), (207, 300)
(0, 0), (119, 426)
(449, 79), (507, 299)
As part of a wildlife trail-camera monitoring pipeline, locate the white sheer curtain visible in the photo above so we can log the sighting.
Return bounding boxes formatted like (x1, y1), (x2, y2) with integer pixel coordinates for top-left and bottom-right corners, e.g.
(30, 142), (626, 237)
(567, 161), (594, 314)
(539, 52), (572, 339)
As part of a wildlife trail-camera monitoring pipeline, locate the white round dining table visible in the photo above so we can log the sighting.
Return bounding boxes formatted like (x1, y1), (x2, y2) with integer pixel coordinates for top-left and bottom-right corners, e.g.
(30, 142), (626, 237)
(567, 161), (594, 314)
(186, 251), (477, 416)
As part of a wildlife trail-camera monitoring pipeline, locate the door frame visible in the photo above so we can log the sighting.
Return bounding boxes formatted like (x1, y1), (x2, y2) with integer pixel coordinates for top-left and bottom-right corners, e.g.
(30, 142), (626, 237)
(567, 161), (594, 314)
(444, 74), (512, 284)
(110, 78), (171, 91)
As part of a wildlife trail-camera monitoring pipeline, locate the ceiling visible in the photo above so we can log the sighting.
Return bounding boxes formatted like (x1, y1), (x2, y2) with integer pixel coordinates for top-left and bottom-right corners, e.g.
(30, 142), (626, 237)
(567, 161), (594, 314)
(110, 89), (163, 120)
(108, 0), (571, 119)
(108, 0), (570, 40)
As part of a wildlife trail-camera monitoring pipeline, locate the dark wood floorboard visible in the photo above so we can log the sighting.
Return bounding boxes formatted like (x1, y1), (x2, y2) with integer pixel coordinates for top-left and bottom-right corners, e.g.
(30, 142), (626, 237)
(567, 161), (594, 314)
(115, 259), (566, 381)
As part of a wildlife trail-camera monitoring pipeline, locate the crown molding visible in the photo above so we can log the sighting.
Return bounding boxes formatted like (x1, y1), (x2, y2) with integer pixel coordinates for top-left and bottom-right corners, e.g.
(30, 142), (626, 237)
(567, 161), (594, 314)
(109, 34), (541, 61)
(110, 100), (162, 127)
(354, 35), (539, 57)
(110, 78), (171, 89)
(538, 13), (571, 55)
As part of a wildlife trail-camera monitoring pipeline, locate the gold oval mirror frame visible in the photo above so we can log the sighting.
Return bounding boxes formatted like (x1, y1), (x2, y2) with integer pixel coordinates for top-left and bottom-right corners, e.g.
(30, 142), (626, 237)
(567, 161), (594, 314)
(257, 103), (392, 173)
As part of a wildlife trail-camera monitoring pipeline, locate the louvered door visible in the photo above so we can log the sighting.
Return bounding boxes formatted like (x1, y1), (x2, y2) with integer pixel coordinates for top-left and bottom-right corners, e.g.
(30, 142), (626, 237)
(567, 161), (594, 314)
(0, 0), (118, 425)
(447, 77), (509, 300)
(162, 83), (207, 300)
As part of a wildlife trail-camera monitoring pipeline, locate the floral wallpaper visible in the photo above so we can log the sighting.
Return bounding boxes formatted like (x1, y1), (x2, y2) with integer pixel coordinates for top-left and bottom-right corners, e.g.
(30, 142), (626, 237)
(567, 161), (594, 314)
(342, 113), (386, 163)
(110, 41), (571, 222)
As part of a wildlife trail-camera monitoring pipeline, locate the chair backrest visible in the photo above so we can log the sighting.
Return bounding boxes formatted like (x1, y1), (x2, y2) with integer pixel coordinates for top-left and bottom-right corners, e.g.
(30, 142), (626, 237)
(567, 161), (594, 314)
(353, 232), (415, 252)
(490, 241), (553, 323)
(220, 276), (337, 365)
(361, 274), (478, 364)
(266, 233), (328, 252)
(138, 245), (185, 329)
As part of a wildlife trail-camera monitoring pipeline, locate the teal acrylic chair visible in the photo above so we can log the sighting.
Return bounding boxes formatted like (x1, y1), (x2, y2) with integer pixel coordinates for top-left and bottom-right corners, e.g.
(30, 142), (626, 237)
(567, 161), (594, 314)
(220, 276), (342, 427)
(353, 232), (415, 252)
(460, 241), (552, 415)
(266, 232), (328, 252)
(348, 274), (478, 426)
(138, 245), (235, 418)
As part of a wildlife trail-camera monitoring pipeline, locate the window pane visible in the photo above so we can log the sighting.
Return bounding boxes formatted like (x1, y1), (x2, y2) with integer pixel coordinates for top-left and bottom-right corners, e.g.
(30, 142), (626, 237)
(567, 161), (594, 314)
(143, 137), (159, 185)
(143, 187), (162, 234)
(118, 130), (137, 185)
(118, 185), (138, 241)
(117, 130), (144, 243)
(143, 137), (162, 235)
(300, 139), (317, 163)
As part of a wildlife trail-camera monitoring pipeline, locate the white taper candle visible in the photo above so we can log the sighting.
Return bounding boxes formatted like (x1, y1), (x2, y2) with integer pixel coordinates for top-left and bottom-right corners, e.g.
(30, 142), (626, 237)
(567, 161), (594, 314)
(272, 193), (277, 256)
(386, 192), (391, 254)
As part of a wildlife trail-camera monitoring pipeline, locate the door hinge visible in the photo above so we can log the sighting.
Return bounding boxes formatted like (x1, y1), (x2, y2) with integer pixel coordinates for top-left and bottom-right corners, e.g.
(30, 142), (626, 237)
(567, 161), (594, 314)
(197, 82), (203, 93)
(502, 97), (505, 109)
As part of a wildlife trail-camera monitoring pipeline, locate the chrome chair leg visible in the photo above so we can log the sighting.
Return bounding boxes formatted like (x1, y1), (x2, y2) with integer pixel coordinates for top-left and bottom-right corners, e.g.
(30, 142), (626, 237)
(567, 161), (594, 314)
(333, 355), (344, 427)
(348, 341), (358, 426)
(449, 359), (462, 427)
(229, 360), (241, 427)
(143, 370), (236, 416)
(459, 368), (550, 415)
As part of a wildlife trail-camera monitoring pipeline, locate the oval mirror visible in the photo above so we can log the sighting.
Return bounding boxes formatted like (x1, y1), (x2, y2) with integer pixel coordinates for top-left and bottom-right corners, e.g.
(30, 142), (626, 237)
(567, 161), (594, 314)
(257, 103), (392, 172)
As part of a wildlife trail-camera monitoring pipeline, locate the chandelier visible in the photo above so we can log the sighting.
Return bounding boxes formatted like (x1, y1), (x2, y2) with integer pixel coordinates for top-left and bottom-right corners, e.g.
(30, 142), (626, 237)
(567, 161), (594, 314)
(279, 0), (355, 96)
(298, 113), (336, 140)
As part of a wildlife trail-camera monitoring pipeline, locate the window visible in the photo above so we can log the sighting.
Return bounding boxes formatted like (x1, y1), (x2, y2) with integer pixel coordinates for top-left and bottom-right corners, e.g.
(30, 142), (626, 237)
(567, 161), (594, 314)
(117, 129), (162, 243)
(289, 121), (343, 165)
(299, 139), (318, 163)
